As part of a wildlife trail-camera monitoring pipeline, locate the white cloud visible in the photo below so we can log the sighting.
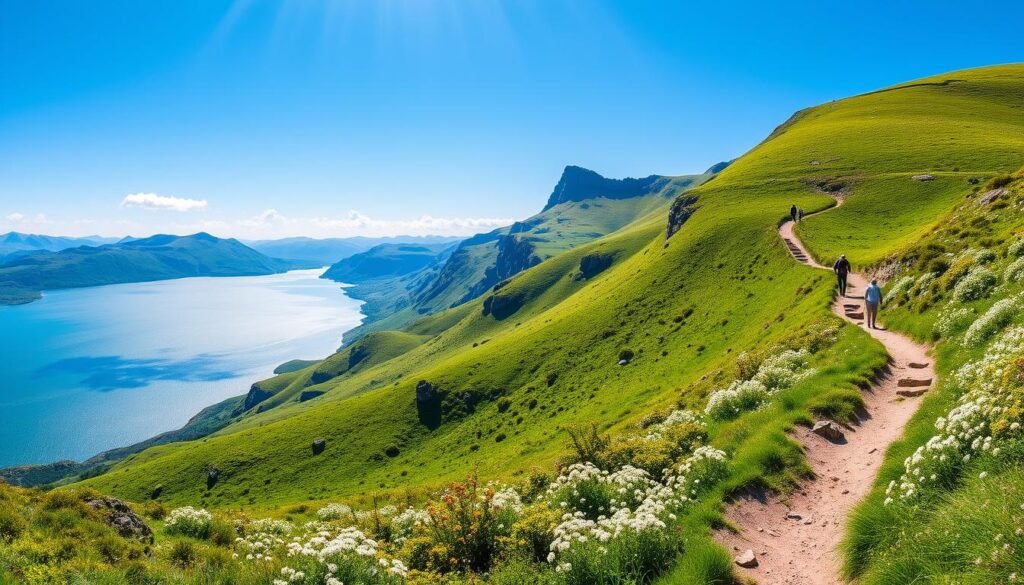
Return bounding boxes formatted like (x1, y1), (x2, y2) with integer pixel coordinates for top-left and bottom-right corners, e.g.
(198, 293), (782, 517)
(234, 209), (513, 238)
(121, 193), (208, 212)
(4, 212), (48, 224)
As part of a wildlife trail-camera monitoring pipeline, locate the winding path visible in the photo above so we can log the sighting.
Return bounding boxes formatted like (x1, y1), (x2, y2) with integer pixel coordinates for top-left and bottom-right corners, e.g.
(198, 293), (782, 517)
(714, 200), (936, 584)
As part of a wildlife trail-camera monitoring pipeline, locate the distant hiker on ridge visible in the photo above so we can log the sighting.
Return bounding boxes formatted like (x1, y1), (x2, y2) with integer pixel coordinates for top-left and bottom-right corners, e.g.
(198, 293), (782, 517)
(798, 208), (805, 222)
(833, 254), (851, 297)
(864, 278), (882, 329)
(790, 204), (798, 222)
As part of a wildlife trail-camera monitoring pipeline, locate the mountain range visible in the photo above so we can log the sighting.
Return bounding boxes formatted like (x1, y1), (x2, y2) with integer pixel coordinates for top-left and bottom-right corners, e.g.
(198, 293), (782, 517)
(4, 64), (1024, 585)
(0, 232), (305, 305)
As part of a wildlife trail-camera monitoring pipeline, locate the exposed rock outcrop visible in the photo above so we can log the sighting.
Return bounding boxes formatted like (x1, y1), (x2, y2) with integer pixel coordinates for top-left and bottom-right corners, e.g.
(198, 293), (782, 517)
(86, 496), (153, 542)
(243, 383), (274, 411)
(543, 166), (668, 210)
(578, 251), (614, 279)
(666, 195), (699, 240)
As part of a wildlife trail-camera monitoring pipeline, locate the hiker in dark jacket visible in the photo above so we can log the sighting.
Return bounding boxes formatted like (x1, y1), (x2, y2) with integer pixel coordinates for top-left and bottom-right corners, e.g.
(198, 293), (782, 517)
(790, 204), (798, 222)
(798, 208), (805, 222)
(834, 254), (851, 296)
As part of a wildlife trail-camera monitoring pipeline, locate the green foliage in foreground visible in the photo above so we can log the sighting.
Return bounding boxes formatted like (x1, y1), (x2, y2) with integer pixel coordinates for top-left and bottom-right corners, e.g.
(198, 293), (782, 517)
(58, 64), (1024, 583)
(809, 169), (1024, 584)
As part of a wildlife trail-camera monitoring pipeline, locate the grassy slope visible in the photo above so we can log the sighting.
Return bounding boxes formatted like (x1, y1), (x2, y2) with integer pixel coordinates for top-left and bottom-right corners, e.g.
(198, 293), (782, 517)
(80, 66), (1024, 514)
(820, 168), (1024, 584)
(342, 174), (709, 341)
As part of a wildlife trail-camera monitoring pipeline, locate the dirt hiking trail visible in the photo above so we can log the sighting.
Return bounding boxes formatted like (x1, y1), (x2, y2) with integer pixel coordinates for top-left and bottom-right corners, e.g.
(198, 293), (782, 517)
(715, 201), (936, 584)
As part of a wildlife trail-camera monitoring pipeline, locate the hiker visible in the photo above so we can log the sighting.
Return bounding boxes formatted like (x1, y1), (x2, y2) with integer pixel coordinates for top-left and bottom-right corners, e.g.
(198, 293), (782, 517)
(833, 254), (851, 296)
(790, 204), (798, 222)
(864, 278), (882, 329)
(798, 208), (805, 222)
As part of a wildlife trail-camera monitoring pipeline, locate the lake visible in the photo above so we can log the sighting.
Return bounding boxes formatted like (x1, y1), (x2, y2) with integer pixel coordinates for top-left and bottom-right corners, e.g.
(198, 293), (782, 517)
(0, 269), (362, 468)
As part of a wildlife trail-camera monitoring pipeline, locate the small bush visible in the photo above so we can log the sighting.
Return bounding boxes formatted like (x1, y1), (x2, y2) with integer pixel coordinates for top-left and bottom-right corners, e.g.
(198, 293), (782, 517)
(934, 306), (975, 337)
(0, 505), (27, 542)
(1008, 238), (1024, 259)
(942, 255), (976, 290)
(168, 540), (196, 567)
(952, 267), (997, 302)
(705, 379), (770, 420)
(164, 506), (213, 539)
(317, 502), (352, 521)
(963, 295), (1021, 346)
(1005, 257), (1024, 283)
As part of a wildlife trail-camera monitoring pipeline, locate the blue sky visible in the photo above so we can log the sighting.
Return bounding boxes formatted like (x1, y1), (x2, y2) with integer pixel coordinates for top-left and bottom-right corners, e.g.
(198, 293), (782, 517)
(1, 0), (1022, 239)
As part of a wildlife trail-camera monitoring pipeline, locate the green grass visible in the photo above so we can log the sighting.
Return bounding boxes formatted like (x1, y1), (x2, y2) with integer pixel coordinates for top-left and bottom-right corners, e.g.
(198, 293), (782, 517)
(53, 64), (1024, 583)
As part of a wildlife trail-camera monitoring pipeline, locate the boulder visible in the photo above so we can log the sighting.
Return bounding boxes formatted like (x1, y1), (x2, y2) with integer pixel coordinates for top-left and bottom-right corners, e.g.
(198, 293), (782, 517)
(978, 187), (1008, 205)
(912, 174), (935, 181)
(86, 496), (153, 542)
(618, 359), (629, 366)
(207, 466), (220, 489)
(812, 420), (845, 442)
(312, 438), (326, 455)
(734, 549), (758, 568)
(416, 380), (438, 404)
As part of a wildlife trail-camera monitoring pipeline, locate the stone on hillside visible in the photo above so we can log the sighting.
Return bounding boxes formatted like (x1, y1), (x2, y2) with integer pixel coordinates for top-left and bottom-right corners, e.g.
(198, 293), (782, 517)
(86, 496), (153, 542)
(812, 420), (845, 442)
(897, 387), (928, 398)
(912, 174), (935, 181)
(734, 549), (758, 568)
(312, 438), (326, 455)
(416, 380), (438, 404)
(908, 362), (929, 369)
(846, 311), (865, 320)
(207, 466), (220, 489)
(786, 511), (803, 520)
(978, 187), (1008, 205)
(618, 359), (629, 366)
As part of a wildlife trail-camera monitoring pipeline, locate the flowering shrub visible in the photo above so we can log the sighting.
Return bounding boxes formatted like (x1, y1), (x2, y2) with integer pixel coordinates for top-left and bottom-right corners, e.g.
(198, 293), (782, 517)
(886, 327), (1024, 506)
(389, 507), (430, 546)
(425, 474), (519, 573)
(962, 295), (1021, 347)
(1009, 238), (1024, 259)
(705, 379), (770, 420)
(884, 276), (915, 304)
(544, 448), (728, 583)
(1005, 257), (1024, 284)
(705, 348), (812, 420)
(316, 503), (352, 522)
(934, 306), (975, 337)
(164, 506), (213, 539)
(952, 267), (997, 302)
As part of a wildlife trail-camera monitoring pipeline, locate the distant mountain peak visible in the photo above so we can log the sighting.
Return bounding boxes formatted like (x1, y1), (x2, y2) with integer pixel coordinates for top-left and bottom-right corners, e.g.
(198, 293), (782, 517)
(543, 166), (668, 210)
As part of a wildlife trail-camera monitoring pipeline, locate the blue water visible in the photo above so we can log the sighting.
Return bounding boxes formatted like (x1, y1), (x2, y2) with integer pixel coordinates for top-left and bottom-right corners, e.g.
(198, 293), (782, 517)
(0, 269), (363, 467)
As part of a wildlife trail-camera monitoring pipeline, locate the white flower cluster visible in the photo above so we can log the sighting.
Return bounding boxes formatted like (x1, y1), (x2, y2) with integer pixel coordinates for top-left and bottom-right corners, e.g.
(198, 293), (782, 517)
(886, 327), (1024, 505)
(316, 503), (352, 521)
(1006, 257), (1024, 284)
(1008, 239), (1024, 258)
(934, 306), (975, 337)
(250, 518), (294, 536)
(285, 525), (408, 580)
(164, 506), (213, 538)
(643, 409), (703, 441)
(953, 267), (998, 302)
(490, 486), (524, 513)
(963, 294), (1021, 347)
(390, 507), (431, 544)
(705, 349), (812, 419)
(546, 448), (728, 566)
(885, 276), (915, 304)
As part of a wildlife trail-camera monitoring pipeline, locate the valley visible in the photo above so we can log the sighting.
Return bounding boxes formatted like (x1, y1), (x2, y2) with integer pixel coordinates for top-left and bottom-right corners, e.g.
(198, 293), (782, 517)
(2, 62), (1023, 585)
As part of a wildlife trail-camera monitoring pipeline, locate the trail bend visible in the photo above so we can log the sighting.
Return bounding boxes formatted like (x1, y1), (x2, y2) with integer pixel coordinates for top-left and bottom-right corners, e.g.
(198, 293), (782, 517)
(715, 198), (936, 585)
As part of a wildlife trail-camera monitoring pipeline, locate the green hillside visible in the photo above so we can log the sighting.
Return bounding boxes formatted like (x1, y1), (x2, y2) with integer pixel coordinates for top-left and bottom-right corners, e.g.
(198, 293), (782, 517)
(333, 165), (719, 342)
(0, 232), (304, 305)
(5, 64), (1022, 585)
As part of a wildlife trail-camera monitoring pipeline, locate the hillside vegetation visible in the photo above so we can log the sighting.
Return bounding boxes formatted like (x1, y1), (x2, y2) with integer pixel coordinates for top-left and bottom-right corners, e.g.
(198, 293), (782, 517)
(330, 165), (719, 342)
(0, 233), (304, 305)
(3, 64), (1022, 585)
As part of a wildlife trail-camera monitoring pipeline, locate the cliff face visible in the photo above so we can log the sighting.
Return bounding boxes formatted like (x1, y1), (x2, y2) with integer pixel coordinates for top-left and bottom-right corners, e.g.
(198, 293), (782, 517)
(543, 166), (669, 210)
(666, 195), (699, 240)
